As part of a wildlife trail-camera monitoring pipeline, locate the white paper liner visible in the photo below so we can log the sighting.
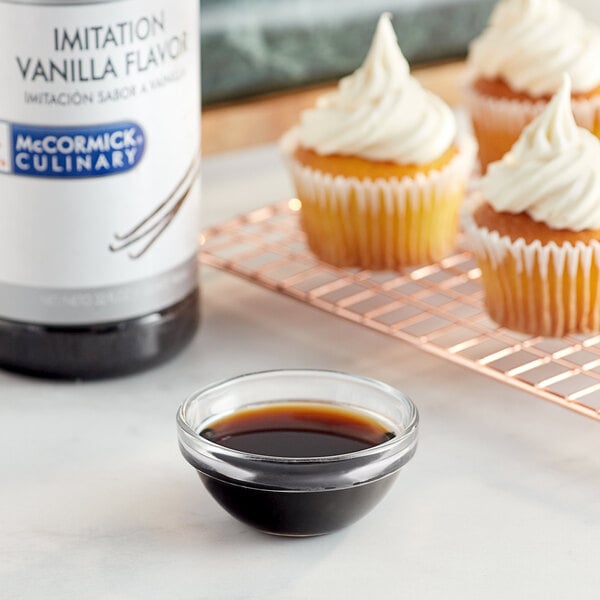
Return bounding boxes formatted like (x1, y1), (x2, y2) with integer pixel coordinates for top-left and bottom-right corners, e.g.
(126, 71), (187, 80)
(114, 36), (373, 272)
(283, 144), (475, 213)
(463, 74), (600, 129)
(463, 207), (600, 278)
(280, 129), (476, 211)
(462, 74), (600, 166)
(463, 205), (600, 335)
(280, 128), (476, 268)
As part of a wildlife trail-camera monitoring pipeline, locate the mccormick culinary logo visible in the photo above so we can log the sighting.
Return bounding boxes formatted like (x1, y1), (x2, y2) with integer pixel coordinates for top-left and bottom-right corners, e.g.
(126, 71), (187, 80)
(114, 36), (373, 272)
(0, 120), (145, 178)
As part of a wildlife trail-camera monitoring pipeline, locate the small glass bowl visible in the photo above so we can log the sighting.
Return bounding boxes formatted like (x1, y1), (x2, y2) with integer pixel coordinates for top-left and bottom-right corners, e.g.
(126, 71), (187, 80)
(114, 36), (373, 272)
(176, 369), (419, 536)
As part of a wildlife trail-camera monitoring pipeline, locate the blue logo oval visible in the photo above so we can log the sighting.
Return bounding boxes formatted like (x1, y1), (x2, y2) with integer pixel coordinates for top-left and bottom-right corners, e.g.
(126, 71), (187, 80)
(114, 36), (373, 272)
(8, 121), (145, 178)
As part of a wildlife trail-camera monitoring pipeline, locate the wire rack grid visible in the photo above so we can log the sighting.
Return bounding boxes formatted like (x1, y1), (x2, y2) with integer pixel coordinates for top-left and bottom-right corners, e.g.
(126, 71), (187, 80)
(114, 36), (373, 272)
(199, 200), (600, 423)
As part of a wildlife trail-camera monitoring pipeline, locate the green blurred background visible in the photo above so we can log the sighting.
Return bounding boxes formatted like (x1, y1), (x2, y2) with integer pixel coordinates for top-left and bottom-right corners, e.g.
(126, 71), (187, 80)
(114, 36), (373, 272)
(200, 0), (496, 104)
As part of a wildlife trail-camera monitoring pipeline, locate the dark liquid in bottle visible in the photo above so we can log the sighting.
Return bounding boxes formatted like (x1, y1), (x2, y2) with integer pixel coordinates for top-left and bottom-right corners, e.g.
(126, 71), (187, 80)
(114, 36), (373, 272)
(201, 402), (394, 457)
(0, 290), (198, 380)
(195, 402), (397, 536)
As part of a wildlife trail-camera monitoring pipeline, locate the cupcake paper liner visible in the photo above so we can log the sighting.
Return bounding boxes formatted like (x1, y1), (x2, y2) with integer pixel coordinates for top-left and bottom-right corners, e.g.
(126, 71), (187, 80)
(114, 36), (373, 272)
(281, 129), (476, 270)
(463, 208), (600, 336)
(463, 77), (600, 169)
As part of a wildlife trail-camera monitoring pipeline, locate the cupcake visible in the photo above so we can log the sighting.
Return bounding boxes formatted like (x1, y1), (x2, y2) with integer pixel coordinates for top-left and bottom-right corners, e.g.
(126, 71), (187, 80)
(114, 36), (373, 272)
(281, 14), (475, 270)
(464, 0), (600, 171)
(464, 76), (600, 337)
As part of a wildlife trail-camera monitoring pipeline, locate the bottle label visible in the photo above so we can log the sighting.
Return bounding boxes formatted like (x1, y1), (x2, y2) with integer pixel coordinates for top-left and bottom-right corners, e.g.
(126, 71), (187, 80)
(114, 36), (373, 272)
(0, 0), (200, 325)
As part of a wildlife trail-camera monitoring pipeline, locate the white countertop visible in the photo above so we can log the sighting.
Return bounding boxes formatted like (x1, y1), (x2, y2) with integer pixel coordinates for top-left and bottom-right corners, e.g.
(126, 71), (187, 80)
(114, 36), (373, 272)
(3, 144), (600, 599)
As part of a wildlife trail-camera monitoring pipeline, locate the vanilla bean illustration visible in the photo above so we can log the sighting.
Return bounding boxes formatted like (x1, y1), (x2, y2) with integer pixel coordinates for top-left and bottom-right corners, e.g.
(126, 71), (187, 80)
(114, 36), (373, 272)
(113, 158), (198, 242)
(110, 155), (200, 259)
(128, 191), (190, 259)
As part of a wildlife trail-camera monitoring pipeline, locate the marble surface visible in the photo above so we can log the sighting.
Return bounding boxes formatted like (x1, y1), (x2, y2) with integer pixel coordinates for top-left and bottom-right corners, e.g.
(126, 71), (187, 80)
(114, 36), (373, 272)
(200, 0), (600, 105)
(3, 143), (600, 599)
(201, 0), (495, 103)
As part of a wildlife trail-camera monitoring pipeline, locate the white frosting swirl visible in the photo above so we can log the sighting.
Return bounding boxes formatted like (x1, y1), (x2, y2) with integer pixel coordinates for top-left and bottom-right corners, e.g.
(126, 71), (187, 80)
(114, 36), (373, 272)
(468, 0), (600, 97)
(298, 14), (456, 165)
(482, 76), (600, 231)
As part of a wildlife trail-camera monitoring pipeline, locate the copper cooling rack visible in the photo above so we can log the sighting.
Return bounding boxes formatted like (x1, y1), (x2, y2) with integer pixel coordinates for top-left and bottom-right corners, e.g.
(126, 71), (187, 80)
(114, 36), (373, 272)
(200, 200), (600, 422)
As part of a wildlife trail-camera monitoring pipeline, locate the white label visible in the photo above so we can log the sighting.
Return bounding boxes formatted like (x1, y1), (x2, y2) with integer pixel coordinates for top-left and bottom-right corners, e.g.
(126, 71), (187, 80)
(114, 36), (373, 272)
(0, 0), (200, 324)
(0, 121), (11, 173)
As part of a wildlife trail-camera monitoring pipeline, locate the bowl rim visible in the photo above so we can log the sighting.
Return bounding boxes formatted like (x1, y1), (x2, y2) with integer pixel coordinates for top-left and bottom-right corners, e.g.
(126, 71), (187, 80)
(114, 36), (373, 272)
(176, 368), (419, 465)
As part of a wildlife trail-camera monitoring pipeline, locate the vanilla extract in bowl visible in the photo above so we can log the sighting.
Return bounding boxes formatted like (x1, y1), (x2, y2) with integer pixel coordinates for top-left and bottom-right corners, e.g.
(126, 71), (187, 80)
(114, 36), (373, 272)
(177, 370), (419, 537)
(200, 402), (396, 458)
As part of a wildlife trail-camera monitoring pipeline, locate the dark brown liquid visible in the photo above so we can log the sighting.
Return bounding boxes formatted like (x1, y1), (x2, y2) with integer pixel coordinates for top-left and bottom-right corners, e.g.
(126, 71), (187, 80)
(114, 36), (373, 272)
(0, 290), (198, 379)
(201, 402), (394, 457)
(192, 402), (399, 536)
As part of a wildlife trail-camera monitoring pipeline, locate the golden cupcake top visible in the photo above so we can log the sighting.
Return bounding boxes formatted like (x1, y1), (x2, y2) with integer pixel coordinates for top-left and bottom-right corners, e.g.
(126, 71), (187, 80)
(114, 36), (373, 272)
(482, 76), (600, 231)
(468, 0), (600, 97)
(297, 13), (456, 166)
